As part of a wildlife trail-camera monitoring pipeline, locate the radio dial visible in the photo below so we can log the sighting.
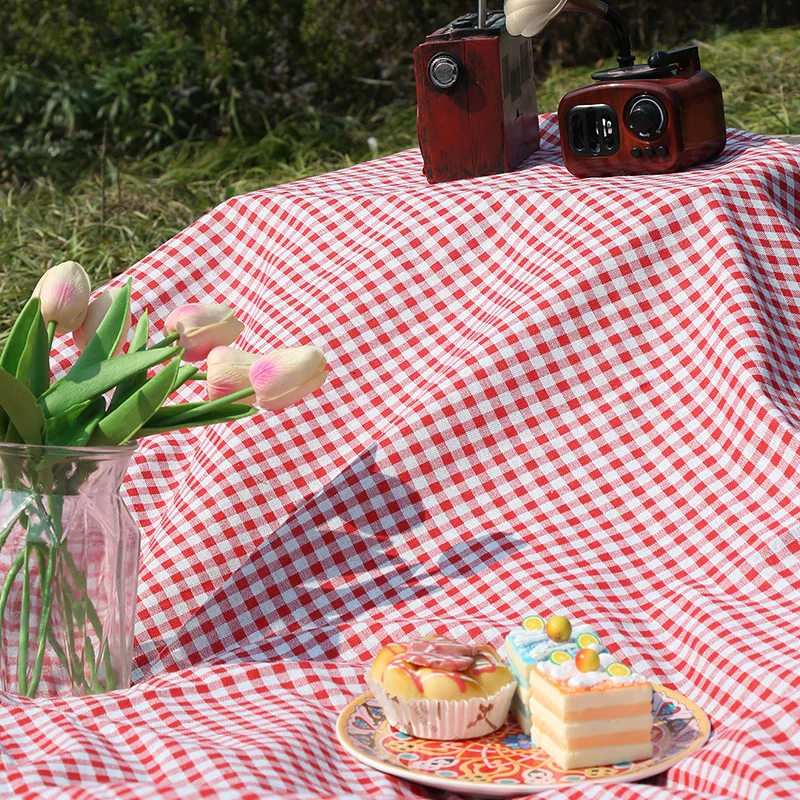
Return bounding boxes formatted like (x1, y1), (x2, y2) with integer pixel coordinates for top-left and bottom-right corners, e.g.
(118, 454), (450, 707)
(428, 54), (460, 90)
(625, 95), (667, 140)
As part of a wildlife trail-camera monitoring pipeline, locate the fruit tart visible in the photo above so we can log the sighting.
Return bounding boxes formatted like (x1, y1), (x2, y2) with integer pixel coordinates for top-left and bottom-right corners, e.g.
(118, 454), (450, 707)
(367, 636), (516, 740)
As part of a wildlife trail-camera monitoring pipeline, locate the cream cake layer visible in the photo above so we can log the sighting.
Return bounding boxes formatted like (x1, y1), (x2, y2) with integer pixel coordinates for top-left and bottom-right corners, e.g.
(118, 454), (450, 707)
(535, 689), (652, 722)
(529, 696), (653, 740)
(533, 729), (654, 770)
(531, 716), (651, 750)
(507, 617), (654, 770)
(530, 669), (652, 714)
(528, 652), (653, 769)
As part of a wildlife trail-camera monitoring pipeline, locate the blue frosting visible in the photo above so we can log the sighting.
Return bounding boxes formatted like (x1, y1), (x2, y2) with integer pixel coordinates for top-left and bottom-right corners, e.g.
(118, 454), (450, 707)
(507, 657), (528, 688)
(506, 627), (608, 665)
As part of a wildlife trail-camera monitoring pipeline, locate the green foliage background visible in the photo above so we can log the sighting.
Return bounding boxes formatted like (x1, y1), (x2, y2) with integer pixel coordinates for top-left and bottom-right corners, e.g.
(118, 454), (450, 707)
(0, 2), (798, 332)
(1, 0), (798, 182)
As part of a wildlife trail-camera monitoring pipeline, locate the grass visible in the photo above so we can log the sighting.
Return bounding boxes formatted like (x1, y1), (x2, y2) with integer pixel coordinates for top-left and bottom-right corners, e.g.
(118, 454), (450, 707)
(0, 109), (419, 335)
(1, 26), (798, 336)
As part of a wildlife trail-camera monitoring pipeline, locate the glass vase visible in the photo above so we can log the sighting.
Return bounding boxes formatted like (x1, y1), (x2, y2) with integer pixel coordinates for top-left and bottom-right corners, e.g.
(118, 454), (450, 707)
(0, 443), (140, 697)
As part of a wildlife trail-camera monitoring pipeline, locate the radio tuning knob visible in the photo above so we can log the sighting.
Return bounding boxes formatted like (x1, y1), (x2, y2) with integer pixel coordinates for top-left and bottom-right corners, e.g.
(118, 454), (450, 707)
(648, 50), (671, 68)
(624, 95), (668, 140)
(428, 53), (460, 90)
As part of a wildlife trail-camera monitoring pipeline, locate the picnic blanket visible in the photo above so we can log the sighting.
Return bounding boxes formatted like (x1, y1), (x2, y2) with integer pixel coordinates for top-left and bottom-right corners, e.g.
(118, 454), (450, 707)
(2, 115), (799, 798)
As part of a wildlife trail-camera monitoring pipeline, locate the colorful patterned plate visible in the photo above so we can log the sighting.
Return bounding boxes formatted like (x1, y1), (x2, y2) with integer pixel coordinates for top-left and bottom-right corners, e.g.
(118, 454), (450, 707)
(337, 685), (710, 796)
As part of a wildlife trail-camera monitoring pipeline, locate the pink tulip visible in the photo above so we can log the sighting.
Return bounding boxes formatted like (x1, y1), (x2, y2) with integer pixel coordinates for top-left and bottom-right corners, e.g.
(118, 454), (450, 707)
(164, 303), (244, 362)
(504, 0), (567, 37)
(206, 347), (260, 404)
(72, 287), (131, 354)
(249, 346), (328, 411)
(32, 261), (92, 335)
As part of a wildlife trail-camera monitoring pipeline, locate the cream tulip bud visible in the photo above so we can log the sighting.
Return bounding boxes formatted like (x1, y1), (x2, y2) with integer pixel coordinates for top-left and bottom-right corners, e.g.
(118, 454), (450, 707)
(249, 346), (328, 411)
(504, 0), (567, 37)
(206, 347), (260, 404)
(72, 287), (131, 353)
(164, 303), (245, 362)
(32, 260), (92, 335)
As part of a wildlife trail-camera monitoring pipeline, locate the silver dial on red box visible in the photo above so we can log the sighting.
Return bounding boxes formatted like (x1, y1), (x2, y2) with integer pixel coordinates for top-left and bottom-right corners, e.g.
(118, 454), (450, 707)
(428, 53), (460, 90)
(624, 95), (668, 140)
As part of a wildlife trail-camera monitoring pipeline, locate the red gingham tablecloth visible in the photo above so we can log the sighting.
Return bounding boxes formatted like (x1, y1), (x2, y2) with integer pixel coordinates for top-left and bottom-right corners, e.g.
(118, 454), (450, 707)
(4, 115), (800, 799)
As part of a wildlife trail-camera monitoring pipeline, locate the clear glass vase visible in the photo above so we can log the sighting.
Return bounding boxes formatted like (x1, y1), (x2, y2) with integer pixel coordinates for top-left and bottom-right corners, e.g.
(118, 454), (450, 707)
(0, 443), (140, 697)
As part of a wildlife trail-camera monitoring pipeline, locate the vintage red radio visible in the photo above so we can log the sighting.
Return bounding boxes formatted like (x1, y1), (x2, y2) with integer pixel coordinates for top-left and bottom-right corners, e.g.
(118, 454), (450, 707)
(558, 45), (727, 178)
(414, 2), (540, 183)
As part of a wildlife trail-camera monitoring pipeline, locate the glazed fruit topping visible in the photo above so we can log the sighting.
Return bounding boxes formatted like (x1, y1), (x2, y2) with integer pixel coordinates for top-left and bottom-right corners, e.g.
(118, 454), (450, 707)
(404, 638), (477, 671)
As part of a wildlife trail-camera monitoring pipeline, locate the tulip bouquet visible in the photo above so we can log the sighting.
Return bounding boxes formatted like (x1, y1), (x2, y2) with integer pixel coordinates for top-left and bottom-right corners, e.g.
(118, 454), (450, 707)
(0, 261), (327, 697)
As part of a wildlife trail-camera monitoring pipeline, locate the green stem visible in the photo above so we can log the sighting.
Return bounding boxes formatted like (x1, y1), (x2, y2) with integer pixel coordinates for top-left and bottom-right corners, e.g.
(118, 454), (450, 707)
(61, 587), (87, 690)
(27, 544), (57, 697)
(47, 493), (63, 543)
(47, 628), (69, 670)
(103, 642), (117, 691)
(61, 548), (113, 690)
(149, 332), (179, 349)
(86, 596), (104, 642)
(33, 544), (46, 590)
(193, 372), (207, 380)
(0, 550), (25, 690)
(47, 320), (57, 350)
(0, 550), (24, 628)
(166, 386), (255, 425)
(57, 570), (87, 692)
(0, 525), (16, 556)
(85, 635), (98, 693)
(17, 545), (31, 694)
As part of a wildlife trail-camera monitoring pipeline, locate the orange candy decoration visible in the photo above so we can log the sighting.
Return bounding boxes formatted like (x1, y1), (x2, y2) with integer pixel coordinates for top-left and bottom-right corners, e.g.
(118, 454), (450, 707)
(575, 648), (601, 673)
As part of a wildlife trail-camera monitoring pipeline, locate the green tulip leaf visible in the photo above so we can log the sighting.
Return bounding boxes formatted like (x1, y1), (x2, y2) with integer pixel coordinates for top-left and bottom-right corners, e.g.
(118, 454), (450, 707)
(129, 308), (150, 352)
(135, 405), (257, 439)
(46, 397), (106, 446)
(38, 345), (182, 419)
(0, 298), (48, 435)
(147, 382), (253, 427)
(0, 368), (46, 445)
(17, 306), (50, 397)
(67, 279), (132, 376)
(3, 423), (21, 443)
(108, 309), (150, 413)
(89, 356), (182, 446)
(146, 401), (208, 424)
(0, 297), (42, 377)
(172, 365), (198, 392)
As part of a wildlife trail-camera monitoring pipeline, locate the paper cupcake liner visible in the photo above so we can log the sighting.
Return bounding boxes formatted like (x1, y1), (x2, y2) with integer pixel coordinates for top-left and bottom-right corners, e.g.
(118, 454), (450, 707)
(366, 674), (517, 740)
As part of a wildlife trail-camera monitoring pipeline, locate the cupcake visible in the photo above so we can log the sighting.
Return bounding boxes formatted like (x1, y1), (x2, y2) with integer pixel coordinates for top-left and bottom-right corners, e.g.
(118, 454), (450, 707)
(366, 636), (517, 740)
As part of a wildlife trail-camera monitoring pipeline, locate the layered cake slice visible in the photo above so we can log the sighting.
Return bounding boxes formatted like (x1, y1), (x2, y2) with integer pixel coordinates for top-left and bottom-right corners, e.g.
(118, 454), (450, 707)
(506, 615), (653, 769)
(505, 614), (608, 735)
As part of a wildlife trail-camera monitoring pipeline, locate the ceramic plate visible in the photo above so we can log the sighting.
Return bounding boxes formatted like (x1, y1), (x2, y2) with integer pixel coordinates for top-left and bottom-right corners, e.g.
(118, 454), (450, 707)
(337, 684), (710, 796)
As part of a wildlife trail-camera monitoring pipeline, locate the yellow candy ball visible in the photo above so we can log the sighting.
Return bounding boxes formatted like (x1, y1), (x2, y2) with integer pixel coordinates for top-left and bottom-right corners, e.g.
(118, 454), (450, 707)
(545, 615), (572, 643)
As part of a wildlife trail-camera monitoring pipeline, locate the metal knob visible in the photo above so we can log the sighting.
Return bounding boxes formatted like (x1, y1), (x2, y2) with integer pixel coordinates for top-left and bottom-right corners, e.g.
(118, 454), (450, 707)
(428, 54), (460, 90)
(624, 95), (668, 140)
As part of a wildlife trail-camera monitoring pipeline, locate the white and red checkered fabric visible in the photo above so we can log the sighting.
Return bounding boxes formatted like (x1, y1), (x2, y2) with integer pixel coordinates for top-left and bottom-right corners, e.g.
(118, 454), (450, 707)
(3, 115), (799, 798)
